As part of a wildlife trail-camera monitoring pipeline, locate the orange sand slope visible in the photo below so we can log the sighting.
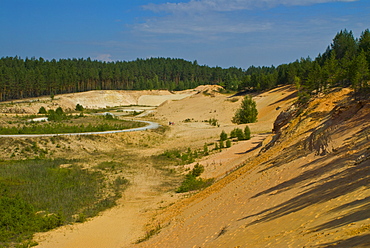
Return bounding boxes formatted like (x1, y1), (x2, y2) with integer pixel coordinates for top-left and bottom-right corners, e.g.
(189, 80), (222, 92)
(138, 88), (370, 248)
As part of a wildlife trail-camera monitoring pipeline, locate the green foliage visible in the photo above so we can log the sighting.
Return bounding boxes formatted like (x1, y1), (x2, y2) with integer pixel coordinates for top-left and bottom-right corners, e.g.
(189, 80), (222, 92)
(226, 139), (232, 148)
(232, 95), (258, 124)
(0, 196), (63, 246)
(220, 130), (228, 141)
(0, 158), (126, 246)
(203, 143), (209, 156)
(214, 142), (219, 150)
(160, 148), (197, 165)
(176, 164), (213, 193)
(75, 103), (84, 111)
(230, 128), (246, 141)
(0, 119), (144, 135)
(0, 57), (245, 101)
(47, 107), (66, 122)
(190, 163), (204, 177)
(38, 106), (47, 114)
(207, 118), (219, 127)
(244, 125), (251, 140)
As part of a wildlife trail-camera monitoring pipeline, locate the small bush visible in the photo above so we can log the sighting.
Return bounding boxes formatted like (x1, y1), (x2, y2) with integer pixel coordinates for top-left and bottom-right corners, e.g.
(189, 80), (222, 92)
(208, 118), (219, 127)
(176, 164), (213, 193)
(230, 128), (245, 140)
(203, 143), (209, 155)
(244, 125), (251, 140)
(38, 106), (47, 114)
(75, 104), (84, 111)
(219, 140), (225, 149)
(220, 130), (228, 141)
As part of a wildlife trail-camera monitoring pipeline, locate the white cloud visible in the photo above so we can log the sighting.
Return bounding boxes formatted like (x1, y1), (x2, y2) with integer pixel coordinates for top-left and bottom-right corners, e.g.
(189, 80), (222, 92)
(143, 0), (358, 13)
(95, 54), (113, 62)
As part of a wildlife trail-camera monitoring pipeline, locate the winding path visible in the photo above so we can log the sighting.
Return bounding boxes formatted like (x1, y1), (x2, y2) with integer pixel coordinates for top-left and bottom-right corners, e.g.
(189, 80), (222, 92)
(0, 120), (160, 138)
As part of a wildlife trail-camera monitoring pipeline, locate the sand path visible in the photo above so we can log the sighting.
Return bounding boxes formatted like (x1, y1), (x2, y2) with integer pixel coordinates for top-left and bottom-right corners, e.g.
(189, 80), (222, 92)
(34, 164), (177, 248)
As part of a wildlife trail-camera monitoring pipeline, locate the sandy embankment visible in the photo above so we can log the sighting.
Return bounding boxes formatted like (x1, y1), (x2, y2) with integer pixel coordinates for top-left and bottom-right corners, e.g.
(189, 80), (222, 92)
(32, 85), (304, 248)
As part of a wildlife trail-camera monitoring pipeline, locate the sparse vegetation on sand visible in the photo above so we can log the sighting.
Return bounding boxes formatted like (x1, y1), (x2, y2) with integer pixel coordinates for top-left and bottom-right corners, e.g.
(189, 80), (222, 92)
(0, 158), (129, 247)
(0, 116), (144, 135)
(176, 164), (214, 193)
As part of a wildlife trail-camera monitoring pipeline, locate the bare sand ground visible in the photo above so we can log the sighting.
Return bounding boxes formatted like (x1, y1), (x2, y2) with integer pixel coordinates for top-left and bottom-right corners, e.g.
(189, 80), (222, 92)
(31, 85), (299, 248)
(14, 85), (367, 248)
(137, 88), (370, 248)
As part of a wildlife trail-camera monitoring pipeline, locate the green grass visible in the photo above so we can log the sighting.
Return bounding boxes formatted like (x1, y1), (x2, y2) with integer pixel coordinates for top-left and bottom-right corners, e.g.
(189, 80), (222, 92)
(0, 158), (128, 247)
(0, 119), (145, 135)
(176, 164), (214, 193)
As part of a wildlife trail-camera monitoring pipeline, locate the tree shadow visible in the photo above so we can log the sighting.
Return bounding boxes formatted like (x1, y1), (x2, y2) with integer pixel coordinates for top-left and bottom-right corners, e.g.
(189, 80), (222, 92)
(268, 91), (297, 107)
(239, 157), (370, 225)
(235, 142), (262, 154)
(315, 234), (370, 248)
(311, 200), (370, 232)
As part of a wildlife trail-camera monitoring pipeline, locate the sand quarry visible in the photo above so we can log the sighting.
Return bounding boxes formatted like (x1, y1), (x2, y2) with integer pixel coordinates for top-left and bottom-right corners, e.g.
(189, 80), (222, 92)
(1, 85), (369, 247)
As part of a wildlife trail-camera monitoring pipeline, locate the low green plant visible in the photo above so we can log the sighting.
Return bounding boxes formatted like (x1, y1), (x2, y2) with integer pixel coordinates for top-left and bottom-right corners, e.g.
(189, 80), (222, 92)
(38, 106), (47, 114)
(244, 125), (251, 140)
(220, 130), (228, 141)
(230, 128), (245, 140)
(207, 118), (219, 127)
(0, 158), (128, 246)
(176, 164), (214, 193)
(75, 104), (84, 111)
(0, 120), (144, 135)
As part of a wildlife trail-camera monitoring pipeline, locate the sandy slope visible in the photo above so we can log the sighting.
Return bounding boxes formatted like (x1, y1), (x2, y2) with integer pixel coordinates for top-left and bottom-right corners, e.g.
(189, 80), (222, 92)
(137, 88), (370, 248)
(30, 85), (297, 248)
(29, 85), (370, 248)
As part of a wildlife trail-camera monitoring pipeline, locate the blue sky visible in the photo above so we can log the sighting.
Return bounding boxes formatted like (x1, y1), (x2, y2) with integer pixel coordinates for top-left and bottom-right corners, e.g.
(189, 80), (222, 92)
(1, 0), (369, 68)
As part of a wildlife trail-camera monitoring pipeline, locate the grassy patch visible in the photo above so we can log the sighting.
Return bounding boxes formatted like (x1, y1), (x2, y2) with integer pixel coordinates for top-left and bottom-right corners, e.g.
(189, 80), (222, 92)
(0, 158), (128, 246)
(176, 164), (214, 193)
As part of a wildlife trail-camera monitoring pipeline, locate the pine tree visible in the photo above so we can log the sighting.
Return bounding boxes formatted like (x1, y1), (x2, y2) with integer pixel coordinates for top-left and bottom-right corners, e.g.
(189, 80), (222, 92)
(220, 130), (228, 141)
(244, 125), (251, 140)
(232, 95), (258, 124)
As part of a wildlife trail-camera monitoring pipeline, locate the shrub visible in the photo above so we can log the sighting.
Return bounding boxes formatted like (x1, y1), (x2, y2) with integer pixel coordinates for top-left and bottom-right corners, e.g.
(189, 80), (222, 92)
(232, 95), (258, 124)
(230, 128), (245, 140)
(226, 139), (232, 148)
(244, 125), (251, 140)
(75, 104), (84, 111)
(0, 158), (126, 246)
(219, 140), (225, 149)
(220, 130), (228, 141)
(203, 143), (209, 156)
(38, 106), (47, 114)
(208, 118), (219, 127)
(176, 164), (213, 193)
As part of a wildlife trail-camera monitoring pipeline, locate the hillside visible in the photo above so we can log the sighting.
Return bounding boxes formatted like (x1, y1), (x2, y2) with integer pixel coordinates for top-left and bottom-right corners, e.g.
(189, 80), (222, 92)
(2, 85), (367, 247)
(136, 88), (370, 248)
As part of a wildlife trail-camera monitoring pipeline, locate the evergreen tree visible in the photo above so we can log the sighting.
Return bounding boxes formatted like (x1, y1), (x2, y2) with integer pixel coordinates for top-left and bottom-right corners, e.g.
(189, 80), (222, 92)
(220, 130), (228, 141)
(350, 51), (370, 92)
(244, 125), (251, 140)
(232, 95), (258, 124)
(38, 106), (47, 114)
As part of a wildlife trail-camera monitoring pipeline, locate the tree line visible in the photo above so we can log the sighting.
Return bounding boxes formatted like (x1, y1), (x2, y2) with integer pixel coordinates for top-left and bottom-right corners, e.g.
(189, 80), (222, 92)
(238, 29), (370, 102)
(0, 57), (244, 101)
(0, 29), (369, 102)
